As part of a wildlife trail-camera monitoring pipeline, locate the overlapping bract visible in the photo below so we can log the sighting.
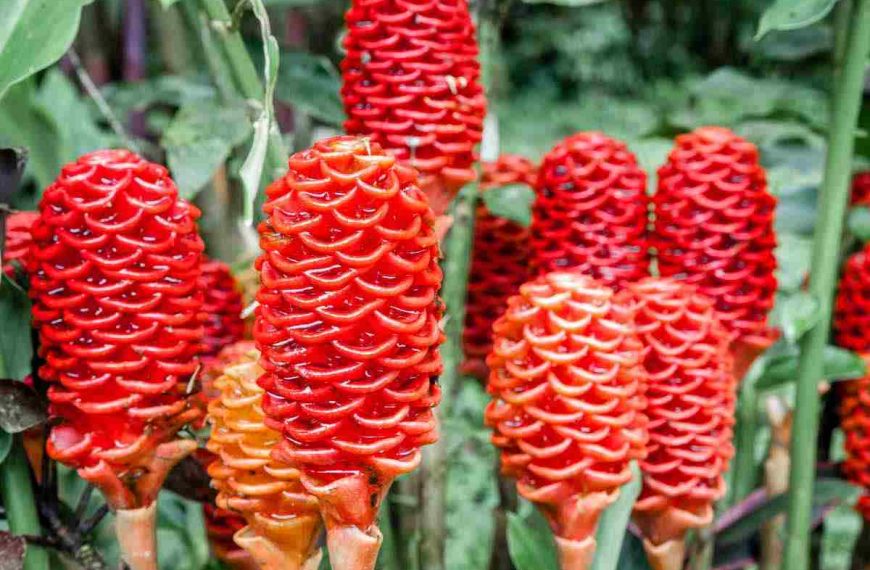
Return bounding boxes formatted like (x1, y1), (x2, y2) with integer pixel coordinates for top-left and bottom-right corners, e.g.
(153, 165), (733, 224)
(3, 210), (37, 276)
(463, 155), (536, 378)
(485, 272), (647, 567)
(207, 349), (321, 569)
(28, 150), (204, 508)
(341, 0), (486, 197)
(531, 132), (649, 289)
(254, 136), (443, 536)
(834, 245), (870, 519)
(653, 127), (777, 341)
(200, 259), (245, 360)
(626, 278), (736, 550)
(852, 171), (870, 206)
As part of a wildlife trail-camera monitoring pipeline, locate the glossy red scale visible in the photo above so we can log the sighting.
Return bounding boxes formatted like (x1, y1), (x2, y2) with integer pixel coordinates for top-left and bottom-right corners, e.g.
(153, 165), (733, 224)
(463, 155), (536, 379)
(255, 136), (443, 569)
(531, 132), (649, 289)
(3, 211), (37, 276)
(28, 149), (204, 509)
(200, 259), (245, 360)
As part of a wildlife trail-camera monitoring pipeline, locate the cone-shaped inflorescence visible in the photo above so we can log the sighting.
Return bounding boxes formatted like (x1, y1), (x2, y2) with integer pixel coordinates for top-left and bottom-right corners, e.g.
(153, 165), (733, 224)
(626, 278), (736, 570)
(207, 347), (322, 570)
(255, 136), (443, 570)
(531, 132), (649, 289)
(834, 244), (870, 519)
(485, 271), (648, 570)
(28, 150), (205, 570)
(852, 172), (870, 206)
(200, 259), (245, 361)
(653, 127), (777, 377)
(463, 155), (537, 379)
(341, 0), (487, 206)
(3, 210), (37, 276)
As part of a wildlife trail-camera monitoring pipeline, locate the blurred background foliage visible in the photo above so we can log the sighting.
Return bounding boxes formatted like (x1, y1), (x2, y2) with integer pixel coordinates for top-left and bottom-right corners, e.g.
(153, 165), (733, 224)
(1, 0), (868, 568)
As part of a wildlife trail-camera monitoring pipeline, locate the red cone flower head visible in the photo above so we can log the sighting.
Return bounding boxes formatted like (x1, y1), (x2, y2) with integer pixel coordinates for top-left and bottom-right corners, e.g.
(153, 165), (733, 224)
(834, 245), (870, 519)
(653, 126), (777, 343)
(207, 349), (322, 570)
(341, 0), (487, 197)
(852, 172), (870, 206)
(626, 278), (736, 559)
(531, 132), (649, 289)
(485, 272), (647, 569)
(463, 155), (537, 378)
(28, 149), (204, 509)
(3, 210), (37, 276)
(200, 259), (245, 360)
(255, 136), (443, 564)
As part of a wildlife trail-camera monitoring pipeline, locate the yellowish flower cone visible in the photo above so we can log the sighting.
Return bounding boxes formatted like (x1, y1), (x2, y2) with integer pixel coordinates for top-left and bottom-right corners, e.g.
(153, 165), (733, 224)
(207, 350), (323, 570)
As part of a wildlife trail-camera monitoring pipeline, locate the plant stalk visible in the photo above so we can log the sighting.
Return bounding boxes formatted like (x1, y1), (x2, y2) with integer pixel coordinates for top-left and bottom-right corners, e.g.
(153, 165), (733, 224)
(783, 2), (870, 569)
(0, 436), (49, 570)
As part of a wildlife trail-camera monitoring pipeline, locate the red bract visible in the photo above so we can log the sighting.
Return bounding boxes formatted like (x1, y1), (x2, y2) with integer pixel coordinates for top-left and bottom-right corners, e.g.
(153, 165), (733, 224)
(626, 278), (736, 569)
(653, 126), (777, 350)
(463, 155), (536, 378)
(255, 136), (443, 570)
(28, 149), (204, 510)
(834, 245), (870, 519)
(853, 171), (870, 206)
(203, 503), (252, 569)
(531, 132), (649, 289)
(200, 259), (245, 360)
(3, 210), (37, 276)
(485, 272), (647, 570)
(341, 0), (487, 200)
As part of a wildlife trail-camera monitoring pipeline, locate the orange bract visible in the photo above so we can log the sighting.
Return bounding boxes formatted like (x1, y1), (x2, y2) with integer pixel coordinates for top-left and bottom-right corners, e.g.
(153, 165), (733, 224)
(485, 271), (647, 569)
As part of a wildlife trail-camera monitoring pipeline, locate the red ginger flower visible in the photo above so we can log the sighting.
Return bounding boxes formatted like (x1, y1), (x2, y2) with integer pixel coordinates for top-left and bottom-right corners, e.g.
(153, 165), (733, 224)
(203, 503), (254, 569)
(341, 0), (487, 201)
(653, 127), (777, 361)
(28, 150), (204, 511)
(834, 244), (870, 519)
(3, 210), (37, 276)
(531, 132), (649, 289)
(853, 172), (870, 206)
(200, 259), (245, 360)
(207, 348), (322, 570)
(463, 155), (537, 378)
(255, 136), (443, 569)
(485, 272), (648, 570)
(625, 278), (736, 569)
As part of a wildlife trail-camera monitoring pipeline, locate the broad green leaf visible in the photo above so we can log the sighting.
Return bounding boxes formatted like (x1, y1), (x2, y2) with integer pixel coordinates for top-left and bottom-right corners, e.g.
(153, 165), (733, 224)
(775, 233), (813, 292)
(240, 0), (280, 225)
(630, 138), (672, 195)
(0, 0), (92, 97)
(756, 345), (866, 390)
(615, 533), (652, 570)
(161, 99), (252, 199)
(103, 76), (216, 117)
(821, 503), (861, 570)
(0, 274), (33, 382)
(0, 430), (11, 465)
(276, 51), (345, 126)
(848, 206), (870, 242)
(0, 379), (47, 433)
(0, 79), (63, 189)
(264, 0), (326, 5)
(521, 0), (608, 6)
(754, 25), (833, 61)
(481, 183), (536, 227)
(507, 510), (559, 570)
(756, 0), (840, 40)
(591, 462), (641, 570)
(769, 291), (819, 344)
(158, 0), (181, 7)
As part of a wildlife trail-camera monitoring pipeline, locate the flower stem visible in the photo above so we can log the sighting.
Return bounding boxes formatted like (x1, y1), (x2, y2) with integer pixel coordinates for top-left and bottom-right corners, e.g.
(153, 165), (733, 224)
(783, 2), (870, 568)
(0, 436), (49, 570)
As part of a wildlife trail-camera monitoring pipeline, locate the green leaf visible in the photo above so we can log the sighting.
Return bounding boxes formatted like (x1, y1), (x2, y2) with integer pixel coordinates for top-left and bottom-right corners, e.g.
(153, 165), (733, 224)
(776, 233), (813, 291)
(103, 76), (216, 117)
(821, 503), (862, 570)
(770, 291), (819, 344)
(0, 0), (92, 97)
(161, 99), (253, 199)
(0, 274), (33, 382)
(754, 25), (833, 61)
(0, 430), (11, 465)
(756, 0), (839, 40)
(0, 379), (47, 433)
(520, 0), (608, 6)
(848, 206), (870, 242)
(263, 0), (326, 6)
(756, 345), (866, 390)
(630, 138), (673, 195)
(240, 0), (280, 225)
(158, 0), (181, 7)
(592, 462), (641, 570)
(481, 183), (536, 227)
(507, 510), (559, 570)
(275, 51), (345, 126)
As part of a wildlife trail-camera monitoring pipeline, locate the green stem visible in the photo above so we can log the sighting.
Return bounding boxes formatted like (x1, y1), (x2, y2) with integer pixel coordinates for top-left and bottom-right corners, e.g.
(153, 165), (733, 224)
(0, 436), (48, 570)
(728, 364), (762, 507)
(784, 2), (870, 569)
(687, 529), (714, 570)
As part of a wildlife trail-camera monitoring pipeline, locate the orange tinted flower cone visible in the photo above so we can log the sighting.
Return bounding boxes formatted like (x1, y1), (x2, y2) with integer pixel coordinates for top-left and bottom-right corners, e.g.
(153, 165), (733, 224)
(625, 278), (736, 570)
(207, 347), (323, 570)
(254, 136), (444, 570)
(484, 272), (648, 569)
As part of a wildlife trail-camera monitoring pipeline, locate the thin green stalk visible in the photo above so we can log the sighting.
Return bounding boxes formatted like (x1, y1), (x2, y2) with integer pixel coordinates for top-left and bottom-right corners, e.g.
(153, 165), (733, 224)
(784, 2), (870, 569)
(0, 436), (48, 570)
(727, 362), (763, 507)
